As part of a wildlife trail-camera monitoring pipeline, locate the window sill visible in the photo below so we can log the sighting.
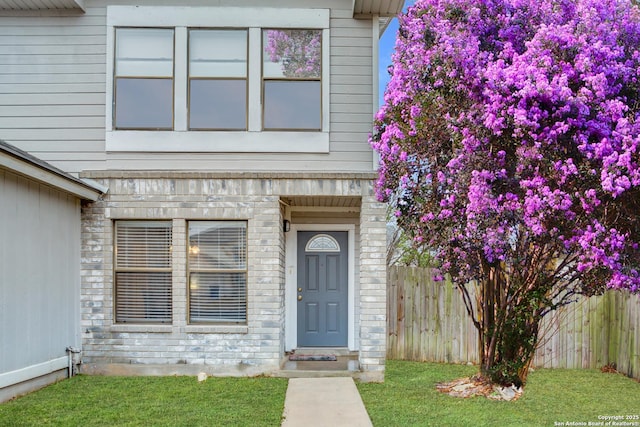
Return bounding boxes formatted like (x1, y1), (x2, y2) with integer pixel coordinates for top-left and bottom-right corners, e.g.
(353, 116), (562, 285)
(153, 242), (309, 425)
(185, 324), (249, 334)
(110, 324), (173, 333)
(106, 130), (329, 153)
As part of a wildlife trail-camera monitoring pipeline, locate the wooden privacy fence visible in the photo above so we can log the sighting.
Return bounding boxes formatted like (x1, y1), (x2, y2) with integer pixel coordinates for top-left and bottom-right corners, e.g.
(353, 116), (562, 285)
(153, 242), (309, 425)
(387, 266), (640, 380)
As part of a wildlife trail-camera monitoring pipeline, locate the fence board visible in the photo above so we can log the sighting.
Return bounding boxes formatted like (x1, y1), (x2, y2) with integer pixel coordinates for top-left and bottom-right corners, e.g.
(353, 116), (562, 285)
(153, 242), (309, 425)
(387, 266), (640, 380)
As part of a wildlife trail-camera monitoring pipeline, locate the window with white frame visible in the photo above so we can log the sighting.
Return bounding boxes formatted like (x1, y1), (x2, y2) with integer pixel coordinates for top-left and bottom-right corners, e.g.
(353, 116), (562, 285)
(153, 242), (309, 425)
(188, 221), (247, 324)
(114, 28), (174, 130)
(114, 221), (173, 324)
(189, 29), (248, 130)
(106, 6), (330, 153)
(262, 29), (322, 130)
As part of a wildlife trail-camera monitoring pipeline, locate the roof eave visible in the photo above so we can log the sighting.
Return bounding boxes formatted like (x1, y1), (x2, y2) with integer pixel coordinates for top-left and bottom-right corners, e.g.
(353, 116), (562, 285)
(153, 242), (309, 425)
(0, 141), (105, 201)
(0, 0), (84, 13)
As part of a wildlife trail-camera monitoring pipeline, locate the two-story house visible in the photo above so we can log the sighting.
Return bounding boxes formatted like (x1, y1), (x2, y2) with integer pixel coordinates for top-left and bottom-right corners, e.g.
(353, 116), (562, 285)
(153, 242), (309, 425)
(0, 0), (401, 399)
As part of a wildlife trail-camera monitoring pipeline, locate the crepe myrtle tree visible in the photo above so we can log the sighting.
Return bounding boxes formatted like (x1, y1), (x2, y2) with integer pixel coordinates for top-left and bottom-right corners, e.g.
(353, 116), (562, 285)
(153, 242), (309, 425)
(372, 0), (640, 387)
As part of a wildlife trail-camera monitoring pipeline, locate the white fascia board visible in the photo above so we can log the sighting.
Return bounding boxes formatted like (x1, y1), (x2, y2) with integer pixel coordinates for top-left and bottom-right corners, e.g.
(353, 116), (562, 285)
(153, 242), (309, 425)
(0, 152), (103, 201)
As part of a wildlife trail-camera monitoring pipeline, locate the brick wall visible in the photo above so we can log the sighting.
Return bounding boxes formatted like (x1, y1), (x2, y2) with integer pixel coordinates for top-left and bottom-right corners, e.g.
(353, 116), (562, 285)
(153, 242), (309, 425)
(79, 172), (386, 378)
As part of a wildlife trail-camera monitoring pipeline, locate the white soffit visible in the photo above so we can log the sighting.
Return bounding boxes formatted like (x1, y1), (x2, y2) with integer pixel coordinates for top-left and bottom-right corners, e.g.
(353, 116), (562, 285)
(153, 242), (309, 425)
(0, 0), (84, 11)
(353, 0), (404, 35)
(353, 0), (404, 17)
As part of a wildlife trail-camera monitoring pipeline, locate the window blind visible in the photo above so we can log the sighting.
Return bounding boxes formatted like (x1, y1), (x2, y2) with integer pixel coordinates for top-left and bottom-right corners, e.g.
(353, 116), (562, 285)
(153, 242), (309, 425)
(115, 221), (172, 324)
(188, 221), (247, 323)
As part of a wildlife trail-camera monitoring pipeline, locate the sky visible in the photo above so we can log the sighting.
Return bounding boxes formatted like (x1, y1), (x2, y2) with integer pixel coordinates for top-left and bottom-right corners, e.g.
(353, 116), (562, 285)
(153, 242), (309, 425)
(378, 1), (415, 107)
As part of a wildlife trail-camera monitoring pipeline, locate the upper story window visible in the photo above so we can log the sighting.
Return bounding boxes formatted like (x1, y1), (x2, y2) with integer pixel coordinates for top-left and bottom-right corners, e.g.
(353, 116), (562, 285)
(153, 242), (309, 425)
(114, 29), (175, 130)
(106, 7), (330, 153)
(189, 29), (248, 131)
(262, 29), (322, 131)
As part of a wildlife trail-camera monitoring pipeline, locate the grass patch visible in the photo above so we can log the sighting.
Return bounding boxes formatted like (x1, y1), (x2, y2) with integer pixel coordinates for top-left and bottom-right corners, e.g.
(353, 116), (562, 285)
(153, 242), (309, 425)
(0, 375), (288, 427)
(358, 360), (640, 427)
(3, 362), (638, 426)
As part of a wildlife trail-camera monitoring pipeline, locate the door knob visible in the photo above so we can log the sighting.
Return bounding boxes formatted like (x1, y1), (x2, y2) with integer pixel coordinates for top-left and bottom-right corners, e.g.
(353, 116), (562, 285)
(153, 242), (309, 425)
(297, 295), (303, 301)
(298, 287), (302, 292)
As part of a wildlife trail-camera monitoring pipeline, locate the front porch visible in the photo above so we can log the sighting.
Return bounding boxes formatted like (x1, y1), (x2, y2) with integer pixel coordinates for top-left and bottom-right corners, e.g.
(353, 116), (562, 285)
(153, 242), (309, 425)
(78, 171), (387, 381)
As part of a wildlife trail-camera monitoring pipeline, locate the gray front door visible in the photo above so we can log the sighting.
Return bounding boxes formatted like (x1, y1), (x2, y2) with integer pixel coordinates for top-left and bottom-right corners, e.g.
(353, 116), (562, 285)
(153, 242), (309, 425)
(297, 231), (348, 347)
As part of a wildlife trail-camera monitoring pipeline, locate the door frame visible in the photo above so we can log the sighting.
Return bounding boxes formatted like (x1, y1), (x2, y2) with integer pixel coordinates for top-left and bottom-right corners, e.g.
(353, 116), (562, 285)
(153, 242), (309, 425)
(285, 224), (356, 351)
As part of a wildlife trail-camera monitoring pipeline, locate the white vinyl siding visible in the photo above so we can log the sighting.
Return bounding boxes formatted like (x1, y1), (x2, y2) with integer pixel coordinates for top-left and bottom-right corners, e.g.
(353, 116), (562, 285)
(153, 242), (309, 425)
(114, 221), (173, 324)
(0, 3), (378, 172)
(0, 7), (106, 174)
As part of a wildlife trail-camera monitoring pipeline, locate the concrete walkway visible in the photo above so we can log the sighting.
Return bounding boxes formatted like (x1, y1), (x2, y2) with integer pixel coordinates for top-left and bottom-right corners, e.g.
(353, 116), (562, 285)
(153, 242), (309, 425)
(281, 377), (373, 427)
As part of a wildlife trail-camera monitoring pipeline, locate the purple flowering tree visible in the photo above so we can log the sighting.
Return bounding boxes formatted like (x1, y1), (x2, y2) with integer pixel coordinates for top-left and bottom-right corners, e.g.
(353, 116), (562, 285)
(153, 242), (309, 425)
(372, 0), (640, 387)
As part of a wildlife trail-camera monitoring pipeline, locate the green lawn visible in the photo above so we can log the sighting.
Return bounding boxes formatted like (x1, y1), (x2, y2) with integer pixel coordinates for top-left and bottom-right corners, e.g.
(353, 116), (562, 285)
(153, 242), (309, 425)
(1, 362), (638, 426)
(358, 360), (640, 427)
(0, 375), (288, 427)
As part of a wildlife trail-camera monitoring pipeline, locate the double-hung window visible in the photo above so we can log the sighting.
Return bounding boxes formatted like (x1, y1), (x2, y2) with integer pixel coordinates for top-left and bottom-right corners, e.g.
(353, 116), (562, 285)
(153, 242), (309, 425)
(188, 221), (247, 324)
(114, 221), (173, 324)
(114, 29), (174, 130)
(262, 29), (322, 131)
(189, 30), (248, 130)
(106, 6), (330, 153)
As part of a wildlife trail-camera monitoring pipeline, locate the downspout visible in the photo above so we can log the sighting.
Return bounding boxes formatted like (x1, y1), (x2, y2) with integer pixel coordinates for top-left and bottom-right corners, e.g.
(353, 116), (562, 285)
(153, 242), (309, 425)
(66, 347), (81, 378)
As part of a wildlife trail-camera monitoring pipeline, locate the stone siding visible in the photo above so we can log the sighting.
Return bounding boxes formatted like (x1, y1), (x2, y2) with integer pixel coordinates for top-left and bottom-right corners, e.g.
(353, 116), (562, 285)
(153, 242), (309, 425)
(80, 172), (386, 378)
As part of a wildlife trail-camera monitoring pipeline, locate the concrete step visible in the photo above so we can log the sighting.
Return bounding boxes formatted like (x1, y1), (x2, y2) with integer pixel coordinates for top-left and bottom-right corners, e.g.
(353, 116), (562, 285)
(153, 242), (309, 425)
(276, 350), (360, 378)
(275, 369), (358, 378)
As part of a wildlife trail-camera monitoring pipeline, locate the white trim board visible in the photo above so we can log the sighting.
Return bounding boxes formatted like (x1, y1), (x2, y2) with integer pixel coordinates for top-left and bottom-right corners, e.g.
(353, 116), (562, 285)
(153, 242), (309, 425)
(0, 152), (102, 200)
(107, 6), (330, 28)
(106, 131), (329, 153)
(285, 224), (356, 351)
(0, 357), (68, 389)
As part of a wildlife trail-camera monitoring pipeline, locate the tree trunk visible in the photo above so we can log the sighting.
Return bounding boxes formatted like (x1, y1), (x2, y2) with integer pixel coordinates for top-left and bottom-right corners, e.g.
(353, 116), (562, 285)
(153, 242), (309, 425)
(476, 264), (541, 388)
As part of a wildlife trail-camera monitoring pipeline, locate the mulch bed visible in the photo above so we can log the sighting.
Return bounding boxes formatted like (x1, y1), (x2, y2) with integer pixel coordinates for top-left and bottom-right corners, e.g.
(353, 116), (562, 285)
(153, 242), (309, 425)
(436, 376), (523, 401)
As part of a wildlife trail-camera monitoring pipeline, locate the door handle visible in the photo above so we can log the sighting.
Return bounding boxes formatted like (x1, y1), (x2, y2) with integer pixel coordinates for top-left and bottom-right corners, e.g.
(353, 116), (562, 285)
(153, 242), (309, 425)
(297, 295), (303, 301)
(298, 287), (302, 292)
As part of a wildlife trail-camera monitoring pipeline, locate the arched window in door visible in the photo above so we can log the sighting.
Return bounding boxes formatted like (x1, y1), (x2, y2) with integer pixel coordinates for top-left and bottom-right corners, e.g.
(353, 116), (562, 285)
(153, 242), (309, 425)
(305, 234), (340, 252)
